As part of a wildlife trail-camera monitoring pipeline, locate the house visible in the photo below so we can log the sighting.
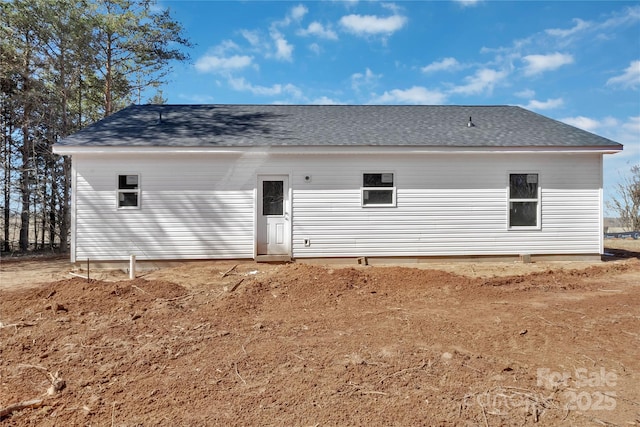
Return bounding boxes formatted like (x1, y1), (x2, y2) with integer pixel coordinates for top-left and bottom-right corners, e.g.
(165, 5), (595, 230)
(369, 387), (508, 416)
(53, 104), (623, 264)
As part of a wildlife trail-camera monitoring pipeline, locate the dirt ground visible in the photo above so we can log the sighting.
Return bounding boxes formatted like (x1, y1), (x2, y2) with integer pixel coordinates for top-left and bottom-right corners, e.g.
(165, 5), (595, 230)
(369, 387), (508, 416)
(1, 240), (639, 425)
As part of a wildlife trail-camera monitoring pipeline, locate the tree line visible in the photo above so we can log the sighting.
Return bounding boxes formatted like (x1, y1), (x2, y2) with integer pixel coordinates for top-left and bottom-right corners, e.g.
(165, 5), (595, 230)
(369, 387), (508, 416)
(1, 0), (190, 253)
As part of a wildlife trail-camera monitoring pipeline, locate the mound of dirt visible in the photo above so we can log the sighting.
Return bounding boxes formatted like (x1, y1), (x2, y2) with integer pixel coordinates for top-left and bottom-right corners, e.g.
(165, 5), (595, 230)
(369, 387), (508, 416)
(1, 260), (639, 425)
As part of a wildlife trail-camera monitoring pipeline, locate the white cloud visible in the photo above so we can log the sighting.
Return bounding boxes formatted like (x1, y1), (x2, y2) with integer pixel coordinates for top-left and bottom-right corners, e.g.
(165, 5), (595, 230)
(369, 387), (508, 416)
(542, 6), (639, 46)
(263, 5), (309, 62)
(195, 54), (253, 73)
(421, 57), (460, 74)
(228, 77), (302, 98)
(178, 93), (216, 104)
(479, 36), (531, 55)
(241, 29), (261, 47)
(600, 5), (640, 30)
(311, 96), (346, 105)
(621, 115), (640, 137)
(477, 7), (638, 103)
(562, 114), (636, 140)
(212, 40), (240, 55)
(194, 40), (255, 73)
(560, 116), (619, 132)
(596, 115), (640, 151)
(522, 52), (574, 76)
(240, 28), (292, 62)
(606, 60), (640, 90)
(450, 68), (508, 95)
(515, 89), (535, 99)
(524, 98), (564, 111)
(486, 7), (640, 59)
(290, 4), (308, 21)
(298, 22), (338, 40)
(269, 29), (294, 61)
(339, 13), (407, 36)
(272, 4), (308, 28)
(563, 116), (600, 131)
(351, 67), (382, 91)
(338, 0), (359, 7)
(308, 43), (321, 55)
(614, 116), (640, 161)
(612, 116), (640, 152)
(545, 18), (591, 37)
(453, 0), (483, 7)
(373, 86), (447, 104)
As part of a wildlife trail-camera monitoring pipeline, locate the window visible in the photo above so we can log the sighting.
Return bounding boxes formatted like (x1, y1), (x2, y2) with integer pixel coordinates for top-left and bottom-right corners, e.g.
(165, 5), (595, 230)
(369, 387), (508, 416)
(117, 174), (140, 208)
(508, 173), (539, 228)
(362, 172), (396, 207)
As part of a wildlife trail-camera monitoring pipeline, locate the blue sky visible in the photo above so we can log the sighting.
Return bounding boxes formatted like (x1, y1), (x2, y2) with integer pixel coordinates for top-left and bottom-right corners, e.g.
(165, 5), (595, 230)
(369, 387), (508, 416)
(155, 1), (639, 213)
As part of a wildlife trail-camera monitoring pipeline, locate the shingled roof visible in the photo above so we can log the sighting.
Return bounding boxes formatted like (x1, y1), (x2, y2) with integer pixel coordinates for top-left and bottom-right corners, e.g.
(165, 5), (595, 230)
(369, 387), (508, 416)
(56, 104), (623, 149)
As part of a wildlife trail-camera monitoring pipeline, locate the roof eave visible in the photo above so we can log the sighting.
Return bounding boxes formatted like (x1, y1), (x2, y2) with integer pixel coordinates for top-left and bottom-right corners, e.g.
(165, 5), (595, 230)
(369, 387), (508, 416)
(52, 144), (623, 155)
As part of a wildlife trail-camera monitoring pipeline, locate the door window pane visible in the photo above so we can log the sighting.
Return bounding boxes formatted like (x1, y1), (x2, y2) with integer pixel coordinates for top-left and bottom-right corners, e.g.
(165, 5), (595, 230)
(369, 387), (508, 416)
(263, 181), (283, 216)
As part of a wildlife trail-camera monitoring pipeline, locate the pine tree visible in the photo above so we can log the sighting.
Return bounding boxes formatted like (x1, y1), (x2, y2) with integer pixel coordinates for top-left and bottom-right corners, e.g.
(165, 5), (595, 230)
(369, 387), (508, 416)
(93, 0), (190, 116)
(1, 0), (190, 253)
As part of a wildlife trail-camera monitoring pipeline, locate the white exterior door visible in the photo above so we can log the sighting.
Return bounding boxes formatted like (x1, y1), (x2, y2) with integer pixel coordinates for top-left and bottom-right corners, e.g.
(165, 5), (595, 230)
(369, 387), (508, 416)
(257, 175), (290, 255)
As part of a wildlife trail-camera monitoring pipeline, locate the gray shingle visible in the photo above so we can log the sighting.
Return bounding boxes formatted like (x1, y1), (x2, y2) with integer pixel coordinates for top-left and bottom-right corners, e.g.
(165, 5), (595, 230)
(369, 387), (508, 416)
(56, 104), (623, 149)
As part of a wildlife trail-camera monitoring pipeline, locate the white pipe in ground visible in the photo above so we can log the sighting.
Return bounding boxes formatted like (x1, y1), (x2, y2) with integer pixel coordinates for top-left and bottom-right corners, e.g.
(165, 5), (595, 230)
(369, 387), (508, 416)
(129, 255), (136, 280)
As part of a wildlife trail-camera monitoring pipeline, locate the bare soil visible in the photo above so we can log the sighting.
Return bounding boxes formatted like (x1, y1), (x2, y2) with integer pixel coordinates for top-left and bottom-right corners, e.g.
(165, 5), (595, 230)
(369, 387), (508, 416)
(1, 242), (639, 425)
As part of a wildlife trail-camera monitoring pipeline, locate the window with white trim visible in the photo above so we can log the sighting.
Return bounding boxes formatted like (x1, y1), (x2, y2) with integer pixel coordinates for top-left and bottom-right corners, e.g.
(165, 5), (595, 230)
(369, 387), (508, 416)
(117, 174), (140, 208)
(362, 173), (396, 207)
(508, 173), (539, 228)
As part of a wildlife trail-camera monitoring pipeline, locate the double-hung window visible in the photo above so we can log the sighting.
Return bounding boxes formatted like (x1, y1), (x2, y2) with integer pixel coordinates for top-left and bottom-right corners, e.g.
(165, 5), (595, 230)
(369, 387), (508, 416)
(117, 174), (140, 209)
(361, 172), (396, 207)
(508, 173), (539, 228)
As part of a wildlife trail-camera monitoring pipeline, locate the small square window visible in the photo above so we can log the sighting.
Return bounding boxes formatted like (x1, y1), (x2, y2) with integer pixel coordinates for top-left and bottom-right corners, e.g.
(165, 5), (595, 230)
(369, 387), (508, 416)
(117, 174), (140, 209)
(362, 173), (396, 207)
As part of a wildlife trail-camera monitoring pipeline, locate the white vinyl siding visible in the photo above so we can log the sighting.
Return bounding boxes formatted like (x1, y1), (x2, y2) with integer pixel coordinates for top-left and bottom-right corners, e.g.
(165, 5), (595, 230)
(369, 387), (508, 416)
(290, 153), (602, 257)
(74, 153), (256, 261)
(71, 151), (603, 261)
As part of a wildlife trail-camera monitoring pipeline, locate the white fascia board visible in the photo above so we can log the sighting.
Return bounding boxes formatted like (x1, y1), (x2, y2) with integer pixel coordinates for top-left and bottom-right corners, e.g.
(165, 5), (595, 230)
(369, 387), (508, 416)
(52, 144), (623, 156)
(53, 145), (249, 155)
